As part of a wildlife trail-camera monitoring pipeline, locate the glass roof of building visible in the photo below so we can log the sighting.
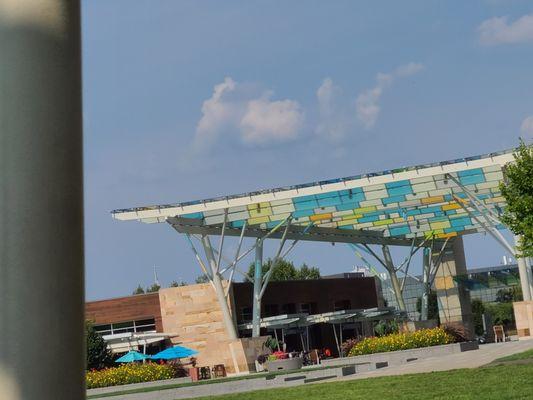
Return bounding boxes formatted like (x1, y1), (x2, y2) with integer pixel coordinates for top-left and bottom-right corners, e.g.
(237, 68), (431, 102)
(112, 149), (514, 243)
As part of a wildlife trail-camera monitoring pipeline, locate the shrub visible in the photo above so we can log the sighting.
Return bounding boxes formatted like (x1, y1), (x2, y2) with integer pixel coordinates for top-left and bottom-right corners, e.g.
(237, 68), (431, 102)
(485, 302), (515, 327)
(85, 321), (113, 370)
(86, 363), (181, 389)
(442, 323), (470, 343)
(341, 338), (359, 357)
(348, 327), (453, 356)
(263, 337), (279, 352)
(374, 319), (399, 337)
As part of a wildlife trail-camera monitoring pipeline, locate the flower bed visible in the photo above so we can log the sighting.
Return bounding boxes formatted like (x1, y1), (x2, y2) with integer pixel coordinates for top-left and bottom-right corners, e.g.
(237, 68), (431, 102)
(348, 327), (453, 356)
(86, 363), (180, 389)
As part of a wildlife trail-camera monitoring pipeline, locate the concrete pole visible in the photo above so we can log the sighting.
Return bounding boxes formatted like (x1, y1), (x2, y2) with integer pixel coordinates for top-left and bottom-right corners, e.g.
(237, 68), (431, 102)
(382, 245), (407, 312)
(201, 236), (238, 340)
(0, 2), (84, 400)
(252, 239), (263, 337)
(420, 248), (431, 321)
(515, 235), (532, 301)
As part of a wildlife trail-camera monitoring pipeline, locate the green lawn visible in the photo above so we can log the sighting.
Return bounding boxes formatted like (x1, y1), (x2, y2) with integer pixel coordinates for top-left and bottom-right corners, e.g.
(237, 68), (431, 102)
(192, 364), (533, 400)
(493, 348), (533, 363)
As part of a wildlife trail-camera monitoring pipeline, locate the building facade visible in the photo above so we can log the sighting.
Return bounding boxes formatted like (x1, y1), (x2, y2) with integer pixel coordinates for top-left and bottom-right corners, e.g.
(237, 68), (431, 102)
(85, 276), (383, 371)
(381, 263), (522, 320)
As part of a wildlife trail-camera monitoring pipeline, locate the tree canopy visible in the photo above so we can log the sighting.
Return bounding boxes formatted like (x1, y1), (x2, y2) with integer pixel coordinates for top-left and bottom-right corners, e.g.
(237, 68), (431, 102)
(85, 321), (113, 370)
(500, 141), (533, 258)
(195, 274), (210, 284)
(246, 258), (320, 281)
(132, 284), (145, 295)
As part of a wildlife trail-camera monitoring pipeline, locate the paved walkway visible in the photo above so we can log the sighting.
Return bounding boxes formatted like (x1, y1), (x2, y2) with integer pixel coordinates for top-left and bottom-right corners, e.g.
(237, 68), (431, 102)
(90, 340), (533, 400)
(338, 339), (533, 382)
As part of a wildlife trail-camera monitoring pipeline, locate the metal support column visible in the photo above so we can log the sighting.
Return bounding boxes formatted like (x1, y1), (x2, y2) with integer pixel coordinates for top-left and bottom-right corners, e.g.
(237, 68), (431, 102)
(515, 235), (532, 301)
(0, 2), (84, 400)
(252, 239), (263, 337)
(201, 236), (238, 340)
(420, 248), (431, 320)
(382, 246), (407, 312)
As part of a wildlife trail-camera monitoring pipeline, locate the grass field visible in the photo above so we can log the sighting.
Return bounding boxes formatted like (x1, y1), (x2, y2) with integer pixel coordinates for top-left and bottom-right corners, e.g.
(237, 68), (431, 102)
(493, 348), (533, 363)
(193, 363), (533, 400)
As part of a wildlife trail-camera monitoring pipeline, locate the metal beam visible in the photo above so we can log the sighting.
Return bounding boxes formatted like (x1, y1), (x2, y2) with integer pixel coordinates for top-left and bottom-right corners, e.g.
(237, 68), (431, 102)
(200, 236), (238, 340)
(420, 248), (431, 321)
(453, 195), (515, 256)
(251, 239), (263, 337)
(260, 220), (292, 299)
(224, 221), (248, 297)
(167, 217), (426, 247)
(381, 245), (407, 312)
(215, 209), (228, 272)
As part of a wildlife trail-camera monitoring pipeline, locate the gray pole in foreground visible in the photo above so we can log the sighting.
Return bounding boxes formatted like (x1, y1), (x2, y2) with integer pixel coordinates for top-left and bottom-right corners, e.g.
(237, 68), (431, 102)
(252, 239), (263, 337)
(0, 2), (85, 400)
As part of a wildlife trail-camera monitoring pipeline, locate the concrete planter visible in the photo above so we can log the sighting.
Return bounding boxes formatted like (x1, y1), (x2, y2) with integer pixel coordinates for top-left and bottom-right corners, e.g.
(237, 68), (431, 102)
(321, 341), (479, 369)
(265, 357), (303, 372)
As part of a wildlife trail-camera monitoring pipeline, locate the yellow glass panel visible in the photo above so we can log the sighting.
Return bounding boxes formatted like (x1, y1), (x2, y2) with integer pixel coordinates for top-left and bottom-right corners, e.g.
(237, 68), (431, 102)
(421, 196), (444, 205)
(430, 221), (451, 230)
(248, 216), (270, 225)
(436, 232), (458, 239)
(374, 218), (394, 226)
(352, 206), (377, 214)
(442, 203), (461, 211)
(310, 213), (333, 222)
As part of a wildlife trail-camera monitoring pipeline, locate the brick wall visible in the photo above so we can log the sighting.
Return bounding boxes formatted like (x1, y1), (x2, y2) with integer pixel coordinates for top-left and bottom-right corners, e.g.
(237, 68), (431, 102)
(85, 292), (163, 332)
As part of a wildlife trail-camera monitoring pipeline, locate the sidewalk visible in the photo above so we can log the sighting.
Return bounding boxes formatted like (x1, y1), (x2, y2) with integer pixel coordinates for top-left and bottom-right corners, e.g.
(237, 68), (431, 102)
(337, 340), (533, 382)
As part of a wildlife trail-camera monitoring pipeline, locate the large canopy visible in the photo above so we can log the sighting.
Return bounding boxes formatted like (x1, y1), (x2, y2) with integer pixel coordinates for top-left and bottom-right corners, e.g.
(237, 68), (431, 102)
(112, 149), (513, 246)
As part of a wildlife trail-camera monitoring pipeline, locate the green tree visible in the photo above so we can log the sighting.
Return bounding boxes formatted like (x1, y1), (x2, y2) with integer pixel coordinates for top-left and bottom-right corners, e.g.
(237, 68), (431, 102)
(500, 141), (533, 258)
(296, 263), (321, 280)
(132, 284), (145, 295)
(485, 302), (515, 327)
(170, 280), (188, 287)
(146, 283), (160, 293)
(85, 321), (113, 370)
(495, 286), (522, 303)
(246, 259), (320, 281)
(195, 274), (210, 284)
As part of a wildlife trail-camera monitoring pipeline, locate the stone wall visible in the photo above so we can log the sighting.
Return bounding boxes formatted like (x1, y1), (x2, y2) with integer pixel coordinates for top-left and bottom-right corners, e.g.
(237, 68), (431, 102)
(158, 284), (266, 373)
(433, 237), (474, 336)
(513, 300), (533, 339)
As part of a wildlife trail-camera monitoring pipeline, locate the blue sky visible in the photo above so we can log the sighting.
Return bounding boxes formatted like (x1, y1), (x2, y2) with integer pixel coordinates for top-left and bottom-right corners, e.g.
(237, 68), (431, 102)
(82, 1), (533, 300)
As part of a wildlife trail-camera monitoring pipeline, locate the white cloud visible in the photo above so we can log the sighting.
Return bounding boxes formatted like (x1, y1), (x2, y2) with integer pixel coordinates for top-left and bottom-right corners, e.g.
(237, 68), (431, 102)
(194, 77), (238, 149)
(521, 115), (533, 137)
(395, 62), (425, 77)
(315, 78), (353, 141)
(192, 78), (304, 150)
(478, 14), (533, 45)
(356, 63), (423, 129)
(241, 95), (304, 144)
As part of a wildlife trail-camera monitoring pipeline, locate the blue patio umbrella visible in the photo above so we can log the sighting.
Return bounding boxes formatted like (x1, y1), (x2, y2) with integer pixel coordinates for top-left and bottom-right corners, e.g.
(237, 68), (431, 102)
(151, 345), (198, 360)
(115, 350), (151, 363)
